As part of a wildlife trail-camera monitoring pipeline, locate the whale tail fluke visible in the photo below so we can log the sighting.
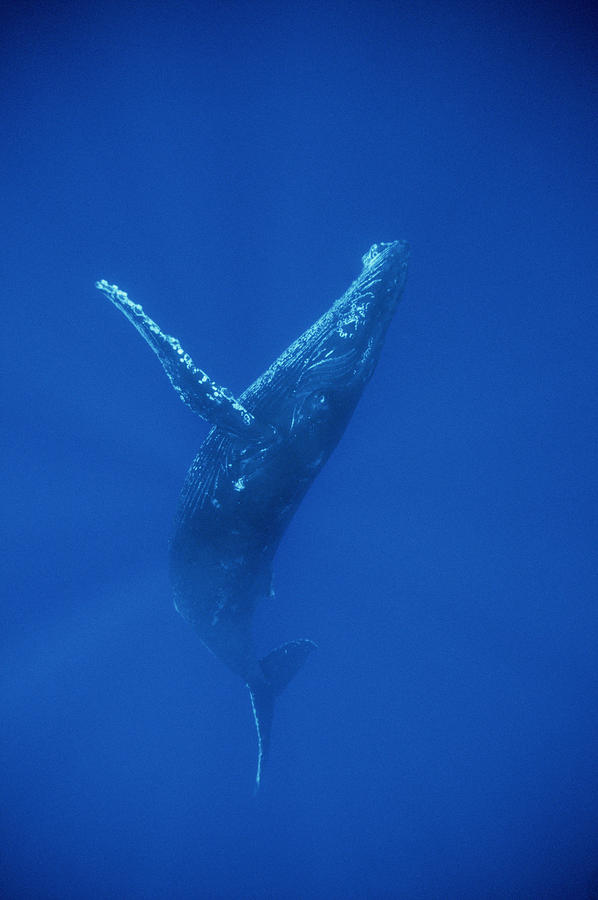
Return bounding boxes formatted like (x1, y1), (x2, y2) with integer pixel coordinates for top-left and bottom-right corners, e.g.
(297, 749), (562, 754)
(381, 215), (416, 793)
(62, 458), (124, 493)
(260, 638), (317, 695)
(248, 638), (317, 791)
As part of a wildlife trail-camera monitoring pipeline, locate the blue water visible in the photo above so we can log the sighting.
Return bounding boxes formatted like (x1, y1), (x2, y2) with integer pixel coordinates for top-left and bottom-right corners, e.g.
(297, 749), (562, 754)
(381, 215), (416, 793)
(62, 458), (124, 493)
(2, 2), (597, 897)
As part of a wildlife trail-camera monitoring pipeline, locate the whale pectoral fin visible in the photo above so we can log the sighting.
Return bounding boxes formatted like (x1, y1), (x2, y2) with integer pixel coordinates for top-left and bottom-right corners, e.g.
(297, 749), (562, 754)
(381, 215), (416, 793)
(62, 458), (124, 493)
(95, 280), (275, 442)
(248, 639), (317, 790)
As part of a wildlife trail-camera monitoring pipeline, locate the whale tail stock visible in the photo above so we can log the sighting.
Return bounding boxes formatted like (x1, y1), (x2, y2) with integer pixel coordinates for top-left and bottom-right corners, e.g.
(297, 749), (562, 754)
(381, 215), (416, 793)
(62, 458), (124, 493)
(248, 638), (317, 791)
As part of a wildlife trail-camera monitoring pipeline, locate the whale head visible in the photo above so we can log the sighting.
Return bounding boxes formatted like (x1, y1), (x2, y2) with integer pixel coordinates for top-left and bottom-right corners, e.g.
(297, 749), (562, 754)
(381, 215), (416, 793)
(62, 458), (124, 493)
(243, 240), (409, 466)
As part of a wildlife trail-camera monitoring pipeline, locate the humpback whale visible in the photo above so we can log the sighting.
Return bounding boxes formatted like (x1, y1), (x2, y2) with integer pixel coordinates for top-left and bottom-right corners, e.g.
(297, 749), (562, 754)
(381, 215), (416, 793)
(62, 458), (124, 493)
(96, 240), (409, 787)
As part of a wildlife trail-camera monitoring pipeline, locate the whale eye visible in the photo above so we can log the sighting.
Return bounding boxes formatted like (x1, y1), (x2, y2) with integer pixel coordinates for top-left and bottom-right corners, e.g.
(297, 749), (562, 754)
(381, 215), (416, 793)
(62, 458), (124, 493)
(307, 391), (328, 414)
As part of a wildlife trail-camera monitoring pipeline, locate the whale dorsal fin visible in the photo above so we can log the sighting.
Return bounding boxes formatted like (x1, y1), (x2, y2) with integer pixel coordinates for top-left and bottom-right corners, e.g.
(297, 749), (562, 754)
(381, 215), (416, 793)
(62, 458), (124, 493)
(95, 280), (275, 443)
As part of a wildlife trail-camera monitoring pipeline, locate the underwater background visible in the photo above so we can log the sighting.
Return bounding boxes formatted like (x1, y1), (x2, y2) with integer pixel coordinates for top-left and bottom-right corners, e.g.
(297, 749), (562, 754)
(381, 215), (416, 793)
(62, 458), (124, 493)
(2, 2), (597, 897)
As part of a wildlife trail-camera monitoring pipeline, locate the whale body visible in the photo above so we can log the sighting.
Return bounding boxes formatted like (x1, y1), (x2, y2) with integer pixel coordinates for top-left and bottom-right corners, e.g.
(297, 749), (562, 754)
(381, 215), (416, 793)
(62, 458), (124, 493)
(96, 240), (409, 787)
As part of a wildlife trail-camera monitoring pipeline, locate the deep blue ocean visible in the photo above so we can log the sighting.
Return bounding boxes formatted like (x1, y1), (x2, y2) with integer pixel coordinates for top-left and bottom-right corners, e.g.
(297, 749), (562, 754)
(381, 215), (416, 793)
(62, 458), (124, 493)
(2, 2), (597, 897)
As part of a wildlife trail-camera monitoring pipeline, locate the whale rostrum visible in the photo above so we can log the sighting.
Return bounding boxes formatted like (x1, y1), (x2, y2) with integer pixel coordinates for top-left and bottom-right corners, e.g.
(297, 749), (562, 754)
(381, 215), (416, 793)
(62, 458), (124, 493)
(96, 240), (409, 788)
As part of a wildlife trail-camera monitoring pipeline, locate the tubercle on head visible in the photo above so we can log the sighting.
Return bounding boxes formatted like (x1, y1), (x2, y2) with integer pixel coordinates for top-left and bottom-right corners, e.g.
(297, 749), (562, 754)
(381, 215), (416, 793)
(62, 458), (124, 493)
(361, 243), (387, 267)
